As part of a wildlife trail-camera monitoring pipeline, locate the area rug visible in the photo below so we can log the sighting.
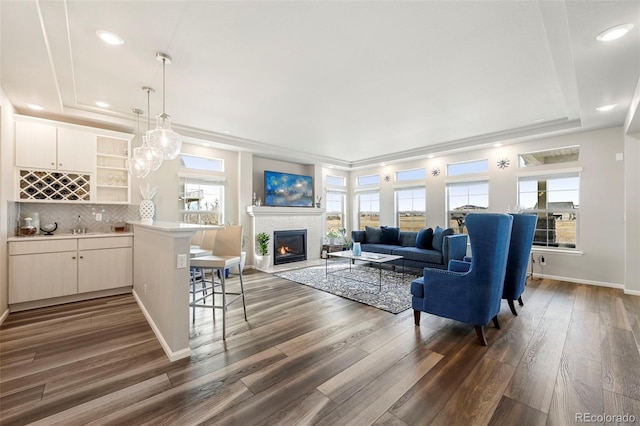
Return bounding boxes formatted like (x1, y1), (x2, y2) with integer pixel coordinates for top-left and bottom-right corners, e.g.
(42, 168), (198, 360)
(274, 264), (419, 314)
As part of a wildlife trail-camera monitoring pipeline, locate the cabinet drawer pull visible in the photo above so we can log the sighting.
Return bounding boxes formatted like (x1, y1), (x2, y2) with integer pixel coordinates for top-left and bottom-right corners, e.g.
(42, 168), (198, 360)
(72, 256), (76, 259)
(51, 162), (55, 166)
(80, 256), (84, 259)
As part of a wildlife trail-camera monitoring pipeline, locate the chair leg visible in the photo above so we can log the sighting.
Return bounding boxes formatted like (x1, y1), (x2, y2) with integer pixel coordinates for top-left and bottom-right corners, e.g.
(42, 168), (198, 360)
(518, 296), (524, 306)
(191, 268), (197, 324)
(507, 299), (518, 316)
(474, 325), (487, 346)
(492, 315), (500, 329)
(221, 269), (227, 340)
(414, 310), (421, 326)
(239, 267), (247, 321)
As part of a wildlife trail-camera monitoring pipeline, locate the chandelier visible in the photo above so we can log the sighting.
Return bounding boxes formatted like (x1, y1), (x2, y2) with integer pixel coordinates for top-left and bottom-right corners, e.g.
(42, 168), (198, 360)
(147, 52), (182, 160)
(126, 88), (164, 178)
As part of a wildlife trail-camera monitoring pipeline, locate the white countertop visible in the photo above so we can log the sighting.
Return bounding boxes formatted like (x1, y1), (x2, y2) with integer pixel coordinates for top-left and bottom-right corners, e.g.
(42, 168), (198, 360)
(127, 221), (223, 232)
(8, 232), (133, 242)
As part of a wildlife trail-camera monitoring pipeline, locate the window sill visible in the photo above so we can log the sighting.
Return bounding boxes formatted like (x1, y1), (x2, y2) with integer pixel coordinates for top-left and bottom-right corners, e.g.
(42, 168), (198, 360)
(531, 247), (583, 256)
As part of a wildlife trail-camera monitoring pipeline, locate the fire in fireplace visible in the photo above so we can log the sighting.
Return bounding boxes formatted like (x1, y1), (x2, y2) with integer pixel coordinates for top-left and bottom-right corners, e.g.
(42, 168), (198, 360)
(273, 229), (307, 265)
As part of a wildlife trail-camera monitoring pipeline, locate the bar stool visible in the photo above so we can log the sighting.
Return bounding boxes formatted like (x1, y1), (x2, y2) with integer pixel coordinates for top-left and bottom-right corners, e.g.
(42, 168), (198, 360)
(189, 226), (247, 339)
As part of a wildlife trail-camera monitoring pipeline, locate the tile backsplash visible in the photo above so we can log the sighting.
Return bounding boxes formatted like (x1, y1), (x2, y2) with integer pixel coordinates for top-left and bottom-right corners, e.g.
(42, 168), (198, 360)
(12, 202), (140, 235)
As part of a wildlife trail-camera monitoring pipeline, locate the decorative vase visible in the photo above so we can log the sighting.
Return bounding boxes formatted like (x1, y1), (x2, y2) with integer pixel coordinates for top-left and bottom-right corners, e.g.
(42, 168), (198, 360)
(139, 199), (155, 224)
(139, 183), (158, 225)
(352, 242), (362, 256)
(255, 254), (271, 270)
(328, 237), (336, 245)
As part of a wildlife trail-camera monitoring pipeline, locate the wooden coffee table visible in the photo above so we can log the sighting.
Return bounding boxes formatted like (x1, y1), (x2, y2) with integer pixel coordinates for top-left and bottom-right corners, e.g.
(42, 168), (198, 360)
(325, 250), (404, 292)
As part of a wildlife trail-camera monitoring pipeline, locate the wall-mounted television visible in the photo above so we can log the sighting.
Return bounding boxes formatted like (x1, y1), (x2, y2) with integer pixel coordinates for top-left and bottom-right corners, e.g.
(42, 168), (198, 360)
(264, 170), (313, 207)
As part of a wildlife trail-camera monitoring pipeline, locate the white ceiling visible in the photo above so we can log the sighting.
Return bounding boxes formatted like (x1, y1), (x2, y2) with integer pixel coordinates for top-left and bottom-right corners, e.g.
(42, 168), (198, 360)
(1, 1), (639, 168)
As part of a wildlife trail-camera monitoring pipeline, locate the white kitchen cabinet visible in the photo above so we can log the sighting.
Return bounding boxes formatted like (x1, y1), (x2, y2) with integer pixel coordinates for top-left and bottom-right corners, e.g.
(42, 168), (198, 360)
(15, 120), (96, 173)
(8, 239), (78, 304)
(78, 236), (133, 293)
(8, 235), (133, 306)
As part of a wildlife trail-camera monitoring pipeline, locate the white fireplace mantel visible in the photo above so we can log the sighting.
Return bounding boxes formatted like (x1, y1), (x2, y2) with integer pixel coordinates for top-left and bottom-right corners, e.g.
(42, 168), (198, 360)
(246, 205), (325, 270)
(247, 206), (325, 217)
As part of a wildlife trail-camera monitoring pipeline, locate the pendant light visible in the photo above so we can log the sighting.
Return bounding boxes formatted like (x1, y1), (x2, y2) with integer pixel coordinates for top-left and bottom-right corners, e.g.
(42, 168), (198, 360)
(147, 52), (182, 160)
(139, 86), (163, 171)
(126, 108), (150, 178)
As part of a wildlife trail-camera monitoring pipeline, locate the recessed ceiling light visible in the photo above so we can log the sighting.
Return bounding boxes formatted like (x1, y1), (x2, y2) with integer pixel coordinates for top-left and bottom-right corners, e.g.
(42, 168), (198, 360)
(533, 118), (545, 123)
(26, 103), (44, 111)
(380, 163), (386, 167)
(427, 154), (435, 159)
(596, 24), (634, 42)
(95, 101), (110, 108)
(96, 30), (124, 46)
(596, 103), (617, 112)
(493, 143), (503, 148)
(223, 130), (231, 134)
(202, 143), (210, 147)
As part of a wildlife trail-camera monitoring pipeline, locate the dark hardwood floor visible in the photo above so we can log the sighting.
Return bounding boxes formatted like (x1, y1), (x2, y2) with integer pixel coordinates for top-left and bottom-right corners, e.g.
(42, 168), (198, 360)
(1, 270), (639, 425)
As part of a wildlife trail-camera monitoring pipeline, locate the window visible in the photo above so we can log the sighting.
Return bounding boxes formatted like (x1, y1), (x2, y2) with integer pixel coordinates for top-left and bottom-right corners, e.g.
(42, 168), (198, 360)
(325, 190), (345, 230)
(358, 191), (380, 230)
(447, 159), (489, 176)
(396, 168), (426, 182)
(357, 174), (380, 186)
(518, 173), (579, 248)
(179, 154), (224, 172)
(179, 176), (225, 225)
(326, 175), (346, 187)
(518, 146), (579, 167)
(446, 181), (489, 234)
(395, 187), (426, 231)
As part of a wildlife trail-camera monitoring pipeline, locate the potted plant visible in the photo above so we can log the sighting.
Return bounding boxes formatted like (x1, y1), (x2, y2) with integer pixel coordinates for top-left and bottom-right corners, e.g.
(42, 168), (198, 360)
(255, 231), (271, 270)
(326, 229), (339, 245)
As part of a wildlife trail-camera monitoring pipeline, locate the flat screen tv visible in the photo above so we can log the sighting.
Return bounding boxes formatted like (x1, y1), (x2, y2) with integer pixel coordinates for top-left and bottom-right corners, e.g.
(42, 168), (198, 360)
(264, 170), (313, 207)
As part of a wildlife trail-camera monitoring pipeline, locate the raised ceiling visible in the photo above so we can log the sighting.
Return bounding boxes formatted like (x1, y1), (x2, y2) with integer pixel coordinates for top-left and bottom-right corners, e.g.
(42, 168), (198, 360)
(1, 1), (639, 168)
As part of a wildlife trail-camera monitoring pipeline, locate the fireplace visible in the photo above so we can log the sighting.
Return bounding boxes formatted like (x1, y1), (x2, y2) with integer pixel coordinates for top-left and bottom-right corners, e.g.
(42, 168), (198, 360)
(274, 229), (307, 265)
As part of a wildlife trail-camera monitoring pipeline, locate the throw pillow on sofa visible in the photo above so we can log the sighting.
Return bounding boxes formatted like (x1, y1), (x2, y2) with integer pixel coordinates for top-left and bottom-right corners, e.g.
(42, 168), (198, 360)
(416, 228), (433, 249)
(380, 226), (400, 245)
(364, 226), (382, 244)
(432, 226), (454, 251)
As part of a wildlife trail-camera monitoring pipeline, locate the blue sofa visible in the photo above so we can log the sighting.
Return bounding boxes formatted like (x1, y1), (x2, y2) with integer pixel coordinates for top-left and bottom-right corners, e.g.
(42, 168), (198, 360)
(351, 226), (468, 270)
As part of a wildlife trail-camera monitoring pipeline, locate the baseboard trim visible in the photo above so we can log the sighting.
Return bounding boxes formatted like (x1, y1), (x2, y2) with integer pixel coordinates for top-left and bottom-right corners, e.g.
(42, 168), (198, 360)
(132, 289), (192, 362)
(624, 289), (640, 297)
(531, 273), (623, 290)
(0, 308), (9, 326)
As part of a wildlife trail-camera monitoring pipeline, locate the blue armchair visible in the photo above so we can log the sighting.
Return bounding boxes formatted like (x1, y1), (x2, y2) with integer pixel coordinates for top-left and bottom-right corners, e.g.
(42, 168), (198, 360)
(411, 213), (513, 345)
(455, 213), (537, 316)
(502, 214), (537, 315)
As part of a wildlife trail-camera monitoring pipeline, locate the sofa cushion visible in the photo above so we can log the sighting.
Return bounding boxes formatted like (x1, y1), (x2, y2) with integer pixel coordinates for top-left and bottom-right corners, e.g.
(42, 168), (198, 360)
(416, 228), (433, 249)
(393, 247), (443, 264)
(380, 226), (400, 245)
(352, 230), (366, 243)
(361, 244), (396, 255)
(432, 226), (454, 251)
(364, 226), (381, 244)
(399, 231), (417, 247)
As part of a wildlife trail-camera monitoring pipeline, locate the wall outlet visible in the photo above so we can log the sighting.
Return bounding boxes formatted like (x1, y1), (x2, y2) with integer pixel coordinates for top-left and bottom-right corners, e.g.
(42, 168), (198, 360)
(95, 213), (102, 221)
(144, 284), (147, 295)
(177, 254), (188, 269)
(539, 255), (546, 266)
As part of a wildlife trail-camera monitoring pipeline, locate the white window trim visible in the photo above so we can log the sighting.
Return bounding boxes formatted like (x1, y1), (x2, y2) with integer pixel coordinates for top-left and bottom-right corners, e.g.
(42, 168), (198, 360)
(515, 166), (582, 178)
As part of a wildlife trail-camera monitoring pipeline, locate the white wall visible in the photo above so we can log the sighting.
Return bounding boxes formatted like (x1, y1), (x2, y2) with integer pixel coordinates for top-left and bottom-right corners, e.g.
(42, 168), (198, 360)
(348, 127), (627, 289)
(0, 87), (16, 320)
(131, 143), (240, 224)
(624, 132), (640, 295)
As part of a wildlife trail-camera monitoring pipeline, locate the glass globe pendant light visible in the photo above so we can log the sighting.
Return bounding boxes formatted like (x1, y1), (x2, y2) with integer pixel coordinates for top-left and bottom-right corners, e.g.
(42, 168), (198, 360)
(126, 108), (150, 178)
(139, 86), (163, 171)
(147, 52), (182, 160)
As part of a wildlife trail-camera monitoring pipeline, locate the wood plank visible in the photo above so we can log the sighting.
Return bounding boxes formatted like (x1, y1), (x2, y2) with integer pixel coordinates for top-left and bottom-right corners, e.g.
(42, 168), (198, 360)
(487, 396), (548, 426)
(564, 310), (602, 363)
(598, 287), (632, 331)
(313, 350), (443, 425)
(504, 327), (566, 413)
(600, 325), (640, 401)
(603, 390), (640, 422)
(486, 309), (540, 367)
(431, 357), (515, 425)
(373, 412), (410, 425)
(547, 353), (604, 425)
